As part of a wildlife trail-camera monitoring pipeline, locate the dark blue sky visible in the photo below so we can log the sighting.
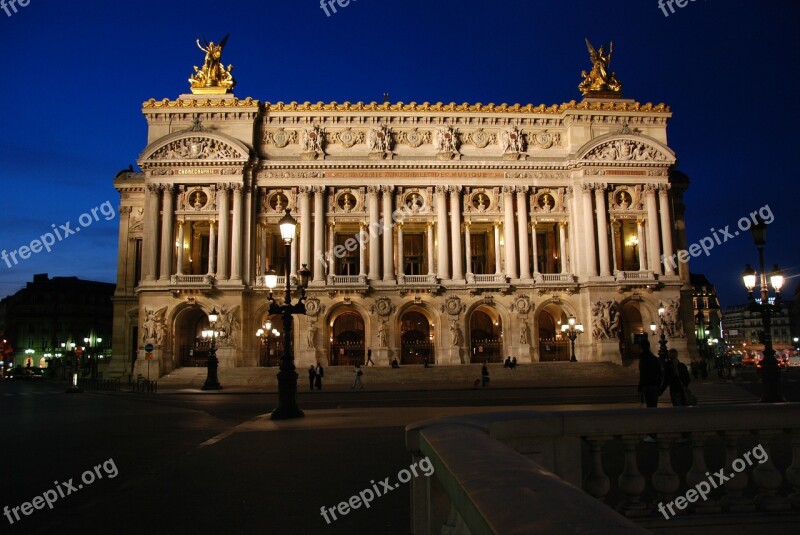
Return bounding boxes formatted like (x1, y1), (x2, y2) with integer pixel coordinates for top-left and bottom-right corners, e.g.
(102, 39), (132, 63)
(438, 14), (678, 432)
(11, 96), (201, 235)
(1, 0), (798, 308)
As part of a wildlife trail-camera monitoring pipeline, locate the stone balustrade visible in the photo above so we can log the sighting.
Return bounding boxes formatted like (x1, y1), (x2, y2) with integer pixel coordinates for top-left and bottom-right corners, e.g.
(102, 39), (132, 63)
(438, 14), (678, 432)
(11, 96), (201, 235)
(406, 404), (800, 534)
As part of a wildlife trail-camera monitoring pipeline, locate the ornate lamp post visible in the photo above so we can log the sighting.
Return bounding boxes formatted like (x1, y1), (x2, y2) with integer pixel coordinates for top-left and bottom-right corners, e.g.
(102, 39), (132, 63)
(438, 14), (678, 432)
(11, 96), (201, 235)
(83, 335), (103, 379)
(561, 315), (584, 362)
(742, 215), (785, 402)
(265, 209), (312, 420)
(202, 307), (221, 390)
(63, 342), (81, 393)
(256, 319), (279, 367)
(649, 304), (669, 365)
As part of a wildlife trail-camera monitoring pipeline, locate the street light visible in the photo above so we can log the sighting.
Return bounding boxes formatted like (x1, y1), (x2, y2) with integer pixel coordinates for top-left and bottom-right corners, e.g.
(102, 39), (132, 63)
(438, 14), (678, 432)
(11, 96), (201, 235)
(653, 304), (670, 365)
(256, 319), (275, 367)
(83, 335), (103, 379)
(202, 307), (221, 390)
(266, 209), (311, 420)
(62, 342), (81, 394)
(560, 315), (584, 362)
(742, 215), (785, 402)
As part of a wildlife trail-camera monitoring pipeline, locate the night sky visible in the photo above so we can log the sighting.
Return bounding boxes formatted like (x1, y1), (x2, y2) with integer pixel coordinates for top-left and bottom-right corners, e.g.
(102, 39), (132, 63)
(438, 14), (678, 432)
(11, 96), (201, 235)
(1, 0), (798, 309)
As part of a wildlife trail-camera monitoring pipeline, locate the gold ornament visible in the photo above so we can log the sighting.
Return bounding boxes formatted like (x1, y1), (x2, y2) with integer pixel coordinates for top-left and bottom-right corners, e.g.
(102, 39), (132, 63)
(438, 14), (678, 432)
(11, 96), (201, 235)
(188, 35), (236, 95)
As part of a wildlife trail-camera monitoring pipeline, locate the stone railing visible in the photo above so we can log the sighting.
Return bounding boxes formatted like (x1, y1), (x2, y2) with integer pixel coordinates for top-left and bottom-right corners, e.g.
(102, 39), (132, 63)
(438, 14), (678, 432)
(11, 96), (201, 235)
(170, 274), (213, 285)
(406, 405), (800, 534)
(535, 272), (576, 283)
(327, 274), (367, 285)
(615, 270), (656, 281)
(399, 274), (439, 285)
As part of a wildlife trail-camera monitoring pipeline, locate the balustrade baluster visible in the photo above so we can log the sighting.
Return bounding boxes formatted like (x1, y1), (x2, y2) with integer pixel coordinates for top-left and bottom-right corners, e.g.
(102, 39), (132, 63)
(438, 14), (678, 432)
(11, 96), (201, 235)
(616, 435), (648, 517)
(585, 436), (611, 501)
(686, 432), (721, 513)
(720, 431), (755, 512)
(786, 429), (800, 510)
(752, 430), (790, 511)
(652, 434), (681, 512)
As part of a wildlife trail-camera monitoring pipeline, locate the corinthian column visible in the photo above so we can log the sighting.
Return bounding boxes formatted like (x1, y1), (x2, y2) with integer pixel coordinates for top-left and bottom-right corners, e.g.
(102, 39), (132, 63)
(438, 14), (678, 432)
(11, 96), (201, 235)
(299, 187), (311, 272)
(382, 186), (395, 281)
(645, 185), (662, 275)
(517, 188), (530, 279)
(143, 184), (160, 281)
(436, 186), (449, 279)
(313, 187), (325, 282)
(464, 221), (472, 279)
(217, 185), (230, 280)
(503, 187), (518, 279)
(176, 221), (185, 276)
(494, 223), (502, 275)
(368, 186), (380, 280)
(426, 222), (435, 276)
(208, 221), (216, 276)
(531, 222), (539, 275)
(159, 185), (174, 281)
(450, 187), (463, 281)
(396, 222), (404, 278)
(637, 219), (647, 271)
(658, 185), (675, 275)
(581, 184), (597, 276)
(559, 222), (568, 274)
(594, 185), (611, 277)
(358, 222), (366, 277)
(230, 184), (243, 280)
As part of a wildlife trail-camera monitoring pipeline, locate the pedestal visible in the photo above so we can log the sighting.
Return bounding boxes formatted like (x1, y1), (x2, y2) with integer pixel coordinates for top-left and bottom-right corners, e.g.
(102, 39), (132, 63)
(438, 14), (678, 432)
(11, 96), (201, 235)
(444, 347), (462, 365)
(374, 348), (390, 366)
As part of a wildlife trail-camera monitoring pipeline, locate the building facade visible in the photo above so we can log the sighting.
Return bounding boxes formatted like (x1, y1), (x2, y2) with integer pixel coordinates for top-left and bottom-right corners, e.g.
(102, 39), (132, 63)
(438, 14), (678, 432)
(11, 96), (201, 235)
(723, 301), (795, 357)
(109, 47), (696, 379)
(691, 273), (723, 361)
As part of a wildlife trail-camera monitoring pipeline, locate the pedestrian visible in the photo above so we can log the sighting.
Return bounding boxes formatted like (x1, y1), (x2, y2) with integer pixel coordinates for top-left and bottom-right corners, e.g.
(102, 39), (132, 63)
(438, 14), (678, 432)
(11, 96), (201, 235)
(391, 358), (400, 369)
(701, 359), (709, 380)
(352, 363), (364, 389)
(366, 348), (375, 366)
(481, 362), (490, 387)
(308, 365), (315, 390)
(637, 339), (662, 408)
(315, 362), (324, 390)
(661, 349), (691, 406)
(511, 357), (517, 369)
(690, 361), (699, 380)
(504, 356), (512, 368)
(423, 355), (429, 368)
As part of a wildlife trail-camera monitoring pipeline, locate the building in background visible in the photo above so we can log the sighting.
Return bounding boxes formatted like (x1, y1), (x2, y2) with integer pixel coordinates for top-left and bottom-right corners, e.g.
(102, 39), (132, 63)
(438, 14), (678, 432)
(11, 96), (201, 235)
(723, 300), (795, 358)
(691, 273), (722, 363)
(0, 274), (114, 370)
(109, 40), (696, 379)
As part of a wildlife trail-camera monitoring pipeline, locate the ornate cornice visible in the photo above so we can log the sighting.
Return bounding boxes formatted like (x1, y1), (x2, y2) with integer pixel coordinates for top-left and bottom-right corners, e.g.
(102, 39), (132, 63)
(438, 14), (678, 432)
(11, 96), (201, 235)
(260, 100), (670, 114)
(143, 97), (259, 109)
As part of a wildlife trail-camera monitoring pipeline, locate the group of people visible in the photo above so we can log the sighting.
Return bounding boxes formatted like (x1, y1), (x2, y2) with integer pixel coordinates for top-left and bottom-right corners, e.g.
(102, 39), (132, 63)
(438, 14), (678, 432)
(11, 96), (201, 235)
(637, 339), (693, 408)
(308, 363), (324, 390)
(503, 356), (518, 369)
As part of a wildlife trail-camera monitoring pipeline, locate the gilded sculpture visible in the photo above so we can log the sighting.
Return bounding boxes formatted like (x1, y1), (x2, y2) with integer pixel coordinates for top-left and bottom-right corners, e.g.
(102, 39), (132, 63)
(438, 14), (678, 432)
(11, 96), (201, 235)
(189, 35), (236, 94)
(579, 38), (622, 96)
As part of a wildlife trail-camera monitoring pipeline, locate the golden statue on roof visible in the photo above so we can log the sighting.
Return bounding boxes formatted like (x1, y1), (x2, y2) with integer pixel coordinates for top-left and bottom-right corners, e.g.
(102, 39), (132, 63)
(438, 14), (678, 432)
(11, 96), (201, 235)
(579, 38), (622, 96)
(189, 35), (236, 94)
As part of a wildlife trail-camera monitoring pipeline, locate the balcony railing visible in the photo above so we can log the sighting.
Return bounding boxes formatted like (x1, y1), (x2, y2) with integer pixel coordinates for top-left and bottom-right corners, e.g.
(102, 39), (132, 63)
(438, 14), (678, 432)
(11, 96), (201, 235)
(535, 273), (576, 284)
(398, 274), (439, 285)
(616, 270), (656, 281)
(327, 274), (368, 286)
(170, 274), (213, 285)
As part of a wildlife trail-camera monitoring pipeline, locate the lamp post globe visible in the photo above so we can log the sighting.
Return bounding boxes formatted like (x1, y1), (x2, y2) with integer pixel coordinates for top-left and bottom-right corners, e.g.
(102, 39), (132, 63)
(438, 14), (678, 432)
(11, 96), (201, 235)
(202, 307), (222, 390)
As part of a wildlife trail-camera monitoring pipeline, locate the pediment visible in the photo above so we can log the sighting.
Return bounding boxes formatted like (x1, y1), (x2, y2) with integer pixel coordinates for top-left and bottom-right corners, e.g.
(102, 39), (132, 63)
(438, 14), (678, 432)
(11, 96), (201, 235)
(578, 134), (674, 164)
(139, 132), (250, 168)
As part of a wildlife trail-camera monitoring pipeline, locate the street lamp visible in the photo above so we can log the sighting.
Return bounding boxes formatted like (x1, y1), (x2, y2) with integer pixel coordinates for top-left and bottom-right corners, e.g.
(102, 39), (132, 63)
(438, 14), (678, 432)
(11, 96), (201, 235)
(62, 342), (81, 394)
(83, 335), (103, 379)
(654, 304), (669, 364)
(202, 307), (221, 390)
(742, 215), (785, 402)
(560, 315), (584, 362)
(256, 319), (274, 367)
(266, 209), (311, 420)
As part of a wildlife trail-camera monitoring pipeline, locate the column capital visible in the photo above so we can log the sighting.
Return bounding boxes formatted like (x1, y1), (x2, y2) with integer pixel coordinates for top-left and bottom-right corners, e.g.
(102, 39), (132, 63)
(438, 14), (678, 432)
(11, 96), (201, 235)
(593, 183), (608, 193)
(313, 185), (326, 195)
(426, 220), (435, 229)
(119, 205), (133, 215)
(502, 185), (515, 194)
(209, 219), (216, 229)
(643, 183), (658, 194)
(657, 183), (672, 193)
(448, 185), (462, 195)
(298, 186), (311, 195)
(463, 220), (471, 229)
(381, 185), (395, 193)
(367, 185), (380, 195)
(516, 186), (529, 196)
(147, 183), (163, 193)
(231, 183), (243, 193)
(435, 185), (447, 195)
(558, 221), (567, 229)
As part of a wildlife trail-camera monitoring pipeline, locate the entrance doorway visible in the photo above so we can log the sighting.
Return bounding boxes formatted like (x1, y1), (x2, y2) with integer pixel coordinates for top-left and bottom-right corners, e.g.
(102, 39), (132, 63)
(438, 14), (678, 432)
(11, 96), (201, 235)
(400, 310), (433, 364)
(469, 307), (503, 363)
(330, 312), (365, 366)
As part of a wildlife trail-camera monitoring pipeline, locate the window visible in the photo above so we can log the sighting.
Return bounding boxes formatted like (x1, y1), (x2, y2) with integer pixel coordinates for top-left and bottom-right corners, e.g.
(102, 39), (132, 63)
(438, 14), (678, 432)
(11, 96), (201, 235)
(402, 234), (424, 275)
(470, 233), (487, 275)
(335, 233), (359, 276)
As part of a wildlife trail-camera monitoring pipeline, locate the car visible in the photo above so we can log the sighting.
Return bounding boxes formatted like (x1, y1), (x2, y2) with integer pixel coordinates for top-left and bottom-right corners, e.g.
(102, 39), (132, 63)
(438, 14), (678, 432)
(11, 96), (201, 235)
(789, 355), (800, 367)
(5, 366), (45, 380)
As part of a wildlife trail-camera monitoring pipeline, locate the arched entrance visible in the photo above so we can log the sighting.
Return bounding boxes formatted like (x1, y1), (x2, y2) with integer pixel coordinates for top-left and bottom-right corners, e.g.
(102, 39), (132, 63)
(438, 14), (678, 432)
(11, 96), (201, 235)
(174, 307), (211, 368)
(537, 304), (570, 361)
(330, 312), (365, 366)
(400, 310), (433, 364)
(256, 314), (283, 367)
(619, 301), (647, 361)
(469, 306), (503, 363)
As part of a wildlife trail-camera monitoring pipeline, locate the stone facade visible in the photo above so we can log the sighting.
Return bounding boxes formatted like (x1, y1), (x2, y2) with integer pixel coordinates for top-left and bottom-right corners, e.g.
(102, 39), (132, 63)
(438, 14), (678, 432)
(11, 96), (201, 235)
(109, 94), (695, 379)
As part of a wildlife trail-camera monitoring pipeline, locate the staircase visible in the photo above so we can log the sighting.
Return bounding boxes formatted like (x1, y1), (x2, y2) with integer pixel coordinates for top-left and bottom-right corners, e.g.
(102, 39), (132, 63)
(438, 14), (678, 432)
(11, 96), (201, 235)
(156, 362), (639, 389)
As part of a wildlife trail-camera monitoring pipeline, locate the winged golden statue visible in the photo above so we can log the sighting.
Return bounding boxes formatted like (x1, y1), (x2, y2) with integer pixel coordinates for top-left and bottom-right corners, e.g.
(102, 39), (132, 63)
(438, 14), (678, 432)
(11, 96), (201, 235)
(578, 38), (622, 96)
(189, 34), (236, 94)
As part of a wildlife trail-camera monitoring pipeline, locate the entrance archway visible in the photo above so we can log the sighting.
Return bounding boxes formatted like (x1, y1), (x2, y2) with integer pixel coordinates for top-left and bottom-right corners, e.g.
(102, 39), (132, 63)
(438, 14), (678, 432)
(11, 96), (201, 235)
(400, 310), (433, 364)
(330, 312), (365, 366)
(256, 314), (283, 367)
(619, 301), (647, 361)
(537, 304), (570, 361)
(469, 306), (503, 363)
(174, 307), (210, 368)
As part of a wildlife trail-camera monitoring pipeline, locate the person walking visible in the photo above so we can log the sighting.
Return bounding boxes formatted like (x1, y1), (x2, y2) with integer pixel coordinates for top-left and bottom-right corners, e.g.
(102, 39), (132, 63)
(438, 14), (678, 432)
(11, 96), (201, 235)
(352, 363), (364, 389)
(365, 348), (375, 366)
(308, 365), (316, 390)
(662, 349), (691, 406)
(314, 362), (324, 390)
(638, 339), (662, 408)
(481, 362), (490, 387)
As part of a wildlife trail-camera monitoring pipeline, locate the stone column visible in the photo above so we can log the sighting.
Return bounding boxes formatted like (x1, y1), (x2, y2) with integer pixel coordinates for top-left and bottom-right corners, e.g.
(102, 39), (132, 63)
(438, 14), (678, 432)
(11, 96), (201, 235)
(382, 186), (395, 281)
(208, 220), (216, 276)
(243, 184), (254, 284)
(581, 184), (597, 276)
(464, 221), (472, 278)
(436, 186), (449, 279)
(503, 187), (518, 279)
(299, 187), (311, 272)
(313, 187), (325, 282)
(594, 185), (611, 277)
(659, 185), (675, 275)
(449, 187), (463, 280)
(559, 222), (568, 274)
(396, 222), (404, 277)
(144, 184), (160, 281)
(610, 220), (620, 273)
(230, 184), (243, 281)
(290, 225), (298, 278)
(176, 220), (184, 276)
(637, 219), (647, 271)
(217, 185), (229, 280)
(494, 223), (502, 274)
(567, 186), (581, 276)
(531, 222), (539, 275)
(116, 206), (132, 288)
(426, 222), (435, 276)
(368, 186), (380, 280)
(359, 222), (367, 277)
(517, 188), (531, 279)
(260, 223), (268, 275)
(328, 223), (336, 277)
(159, 185), (174, 281)
(645, 185), (662, 275)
